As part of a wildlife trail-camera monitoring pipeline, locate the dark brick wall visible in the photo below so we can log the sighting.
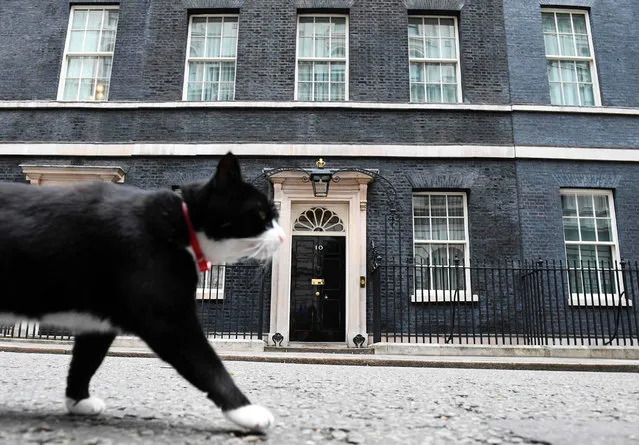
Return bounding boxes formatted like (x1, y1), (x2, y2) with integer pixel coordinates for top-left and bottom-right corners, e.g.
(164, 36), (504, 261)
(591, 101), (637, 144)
(504, 0), (639, 107)
(512, 112), (639, 149)
(0, 108), (514, 145)
(0, 0), (512, 104)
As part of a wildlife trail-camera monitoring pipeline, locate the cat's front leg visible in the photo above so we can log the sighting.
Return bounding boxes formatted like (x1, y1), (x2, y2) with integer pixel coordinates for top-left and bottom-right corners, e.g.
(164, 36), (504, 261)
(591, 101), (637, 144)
(65, 332), (115, 416)
(137, 311), (274, 431)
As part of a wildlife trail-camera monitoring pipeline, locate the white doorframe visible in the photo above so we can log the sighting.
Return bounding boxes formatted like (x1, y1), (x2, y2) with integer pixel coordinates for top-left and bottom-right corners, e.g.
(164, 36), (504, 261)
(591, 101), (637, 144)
(268, 171), (373, 347)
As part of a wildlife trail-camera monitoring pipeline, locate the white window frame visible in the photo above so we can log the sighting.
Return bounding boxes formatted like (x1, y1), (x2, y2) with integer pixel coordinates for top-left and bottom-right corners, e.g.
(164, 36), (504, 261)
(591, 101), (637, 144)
(412, 192), (477, 302)
(542, 9), (601, 107)
(182, 14), (239, 102)
(408, 15), (462, 104)
(561, 189), (628, 306)
(57, 5), (119, 101)
(195, 264), (226, 300)
(294, 14), (349, 102)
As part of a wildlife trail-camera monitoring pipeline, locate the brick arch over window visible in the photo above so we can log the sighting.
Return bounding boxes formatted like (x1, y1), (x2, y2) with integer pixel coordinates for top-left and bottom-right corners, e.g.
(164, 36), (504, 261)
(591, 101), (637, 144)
(293, 207), (346, 232)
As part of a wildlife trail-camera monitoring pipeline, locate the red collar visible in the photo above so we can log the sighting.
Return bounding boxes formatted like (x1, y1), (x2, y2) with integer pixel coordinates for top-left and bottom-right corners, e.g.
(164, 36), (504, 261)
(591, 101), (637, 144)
(182, 202), (211, 272)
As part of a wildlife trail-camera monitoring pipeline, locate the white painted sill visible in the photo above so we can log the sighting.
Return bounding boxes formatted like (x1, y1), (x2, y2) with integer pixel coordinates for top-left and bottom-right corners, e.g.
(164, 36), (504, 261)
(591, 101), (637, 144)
(195, 288), (224, 300)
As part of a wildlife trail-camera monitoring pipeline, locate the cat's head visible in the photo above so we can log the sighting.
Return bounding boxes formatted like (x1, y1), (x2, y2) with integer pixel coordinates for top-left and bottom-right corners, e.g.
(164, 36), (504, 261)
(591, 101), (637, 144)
(183, 152), (285, 264)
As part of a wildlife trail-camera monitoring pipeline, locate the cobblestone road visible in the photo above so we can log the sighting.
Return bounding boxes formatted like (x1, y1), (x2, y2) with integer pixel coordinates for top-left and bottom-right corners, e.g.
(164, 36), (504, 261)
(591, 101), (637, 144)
(0, 351), (638, 445)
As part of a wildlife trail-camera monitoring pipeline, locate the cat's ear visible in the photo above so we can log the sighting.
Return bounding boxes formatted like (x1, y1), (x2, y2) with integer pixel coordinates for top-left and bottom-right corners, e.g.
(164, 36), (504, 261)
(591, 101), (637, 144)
(212, 152), (242, 189)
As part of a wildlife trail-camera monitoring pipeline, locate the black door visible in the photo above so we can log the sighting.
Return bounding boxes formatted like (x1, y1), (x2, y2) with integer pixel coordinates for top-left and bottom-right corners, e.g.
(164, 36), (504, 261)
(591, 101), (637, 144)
(290, 236), (346, 342)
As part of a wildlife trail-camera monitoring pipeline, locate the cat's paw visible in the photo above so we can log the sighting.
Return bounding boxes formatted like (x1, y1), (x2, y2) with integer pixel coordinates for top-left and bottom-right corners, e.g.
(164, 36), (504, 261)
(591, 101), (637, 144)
(65, 396), (105, 416)
(224, 404), (274, 431)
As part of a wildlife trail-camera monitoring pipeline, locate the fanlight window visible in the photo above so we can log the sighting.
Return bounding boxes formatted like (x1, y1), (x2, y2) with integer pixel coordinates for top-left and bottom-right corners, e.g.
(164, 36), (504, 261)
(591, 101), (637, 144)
(294, 207), (345, 232)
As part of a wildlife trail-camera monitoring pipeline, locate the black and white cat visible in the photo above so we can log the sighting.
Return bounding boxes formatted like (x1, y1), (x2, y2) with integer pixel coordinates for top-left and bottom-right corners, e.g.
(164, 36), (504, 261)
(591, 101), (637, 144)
(0, 152), (284, 431)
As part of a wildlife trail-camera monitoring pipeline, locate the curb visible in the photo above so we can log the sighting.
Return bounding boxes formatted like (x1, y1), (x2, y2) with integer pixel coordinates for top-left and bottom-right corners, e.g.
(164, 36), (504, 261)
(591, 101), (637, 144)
(1, 344), (638, 373)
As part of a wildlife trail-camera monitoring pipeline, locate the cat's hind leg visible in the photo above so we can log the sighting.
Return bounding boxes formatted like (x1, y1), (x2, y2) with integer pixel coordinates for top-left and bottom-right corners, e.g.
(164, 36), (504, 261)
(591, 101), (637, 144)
(65, 332), (115, 416)
(137, 310), (274, 431)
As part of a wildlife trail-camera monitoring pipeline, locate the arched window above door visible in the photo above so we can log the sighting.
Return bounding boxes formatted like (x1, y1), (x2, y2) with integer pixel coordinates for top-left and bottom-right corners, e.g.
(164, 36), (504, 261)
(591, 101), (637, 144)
(293, 207), (345, 232)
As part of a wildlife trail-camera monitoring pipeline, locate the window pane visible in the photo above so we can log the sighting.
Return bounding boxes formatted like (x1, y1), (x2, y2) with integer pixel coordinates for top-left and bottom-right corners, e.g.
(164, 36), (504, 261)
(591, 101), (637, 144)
(105, 11), (119, 30)
(191, 17), (207, 36)
(84, 31), (99, 52)
(314, 82), (328, 101)
(190, 37), (205, 57)
(578, 195), (593, 217)
(597, 218), (611, 242)
(580, 244), (597, 267)
(87, 10), (103, 29)
(411, 84), (425, 102)
(547, 60), (560, 81)
(298, 82), (312, 100)
(563, 83), (579, 105)
(100, 30), (116, 52)
(559, 34), (575, 56)
(298, 62), (313, 81)
(572, 14), (587, 34)
(219, 83), (234, 100)
(408, 19), (421, 36)
(72, 10), (88, 29)
(593, 195), (610, 217)
(315, 37), (329, 57)
(597, 246), (613, 268)
(78, 79), (93, 100)
(544, 34), (559, 55)
(207, 17), (223, 36)
(81, 57), (97, 76)
(440, 18), (455, 37)
(69, 31), (85, 52)
(97, 57), (112, 78)
(188, 62), (204, 81)
(425, 38), (440, 58)
(575, 35), (590, 57)
(222, 19), (238, 37)
(330, 83), (345, 101)
(561, 194), (577, 216)
(413, 196), (429, 216)
(580, 85), (595, 106)
(316, 18), (330, 36)
(432, 218), (447, 240)
(314, 63), (328, 81)
(187, 83), (203, 101)
(331, 63), (345, 82)
(63, 79), (79, 100)
(331, 37), (346, 58)
(563, 217), (579, 241)
(580, 218), (596, 241)
(449, 218), (465, 240)
(414, 244), (429, 261)
(549, 83), (562, 104)
(441, 38), (455, 58)
(561, 61), (576, 82)
(575, 61), (592, 82)
(221, 37), (236, 57)
(410, 63), (424, 82)
(426, 84), (441, 102)
(299, 37), (313, 57)
(430, 196), (446, 216)
(566, 245), (580, 267)
(220, 62), (234, 81)
(441, 64), (456, 83)
(332, 17), (346, 35)
(542, 13), (556, 33)
(424, 18), (438, 36)
(442, 85), (457, 103)
(426, 64), (440, 82)
(206, 37), (221, 57)
(205, 63), (219, 82)
(556, 13), (572, 33)
(203, 83), (218, 101)
(414, 218), (430, 240)
(66, 58), (82, 77)
(409, 38), (424, 58)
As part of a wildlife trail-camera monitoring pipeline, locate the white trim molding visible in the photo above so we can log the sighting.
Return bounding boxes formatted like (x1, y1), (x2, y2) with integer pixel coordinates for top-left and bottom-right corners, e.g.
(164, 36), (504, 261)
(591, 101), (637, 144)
(1, 100), (638, 115)
(4, 143), (639, 163)
(20, 164), (125, 185)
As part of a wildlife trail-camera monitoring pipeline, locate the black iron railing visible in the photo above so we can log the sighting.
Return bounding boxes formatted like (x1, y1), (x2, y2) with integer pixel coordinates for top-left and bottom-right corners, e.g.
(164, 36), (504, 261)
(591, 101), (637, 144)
(370, 259), (639, 346)
(0, 263), (271, 342)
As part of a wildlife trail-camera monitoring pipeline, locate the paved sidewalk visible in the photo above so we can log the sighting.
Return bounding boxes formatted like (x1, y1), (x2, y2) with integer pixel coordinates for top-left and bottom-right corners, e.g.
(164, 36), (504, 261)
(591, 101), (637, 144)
(1, 339), (638, 372)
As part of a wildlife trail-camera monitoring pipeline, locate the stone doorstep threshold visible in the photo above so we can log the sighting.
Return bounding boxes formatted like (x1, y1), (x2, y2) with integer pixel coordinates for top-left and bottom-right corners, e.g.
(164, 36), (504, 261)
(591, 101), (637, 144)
(372, 343), (639, 360)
